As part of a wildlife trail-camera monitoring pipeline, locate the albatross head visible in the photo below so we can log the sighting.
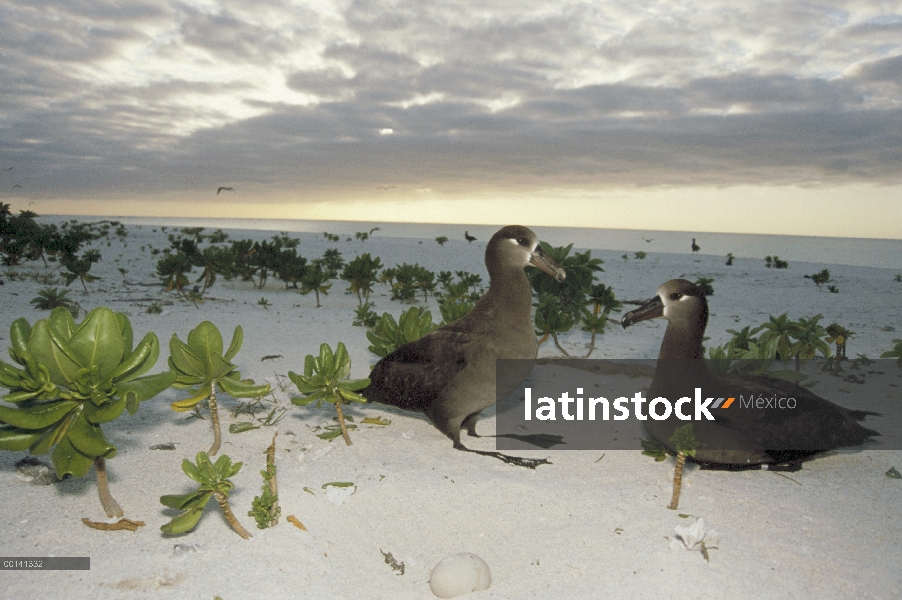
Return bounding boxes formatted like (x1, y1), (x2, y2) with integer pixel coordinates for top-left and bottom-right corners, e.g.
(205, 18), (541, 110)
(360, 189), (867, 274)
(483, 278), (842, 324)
(487, 225), (566, 282)
(621, 279), (708, 329)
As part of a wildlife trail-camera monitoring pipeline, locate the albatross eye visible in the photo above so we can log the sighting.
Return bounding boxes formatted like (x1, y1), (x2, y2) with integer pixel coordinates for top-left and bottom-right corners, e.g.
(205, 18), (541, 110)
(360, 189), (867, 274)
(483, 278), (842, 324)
(669, 293), (682, 301)
(516, 237), (530, 246)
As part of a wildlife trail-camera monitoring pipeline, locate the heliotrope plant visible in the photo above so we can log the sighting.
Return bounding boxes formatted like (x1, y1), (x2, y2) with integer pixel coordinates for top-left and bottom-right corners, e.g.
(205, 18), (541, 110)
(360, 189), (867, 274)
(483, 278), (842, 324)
(289, 342), (369, 446)
(168, 321), (270, 455)
(0, 307), (175, 517)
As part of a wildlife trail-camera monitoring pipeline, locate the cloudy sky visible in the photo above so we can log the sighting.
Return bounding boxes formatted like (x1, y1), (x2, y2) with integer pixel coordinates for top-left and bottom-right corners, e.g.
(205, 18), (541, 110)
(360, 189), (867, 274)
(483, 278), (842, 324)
(1, 1), (901, 237)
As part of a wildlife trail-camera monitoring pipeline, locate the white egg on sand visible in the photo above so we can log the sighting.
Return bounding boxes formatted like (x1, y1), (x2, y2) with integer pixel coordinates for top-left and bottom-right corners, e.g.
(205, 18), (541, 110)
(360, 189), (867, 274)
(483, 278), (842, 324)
(429, 552), (492, 598)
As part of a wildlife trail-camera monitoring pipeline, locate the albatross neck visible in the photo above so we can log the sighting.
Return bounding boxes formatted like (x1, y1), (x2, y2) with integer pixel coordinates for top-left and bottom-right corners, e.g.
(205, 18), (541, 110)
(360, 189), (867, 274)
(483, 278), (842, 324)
(481, 262), (534, 321)
(659, 320), (706, 360)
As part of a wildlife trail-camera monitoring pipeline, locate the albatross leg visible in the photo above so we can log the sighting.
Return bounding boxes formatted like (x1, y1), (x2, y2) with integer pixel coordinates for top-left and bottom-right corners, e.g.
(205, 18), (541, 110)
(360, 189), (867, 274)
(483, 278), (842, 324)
(461, 411), (481, 438)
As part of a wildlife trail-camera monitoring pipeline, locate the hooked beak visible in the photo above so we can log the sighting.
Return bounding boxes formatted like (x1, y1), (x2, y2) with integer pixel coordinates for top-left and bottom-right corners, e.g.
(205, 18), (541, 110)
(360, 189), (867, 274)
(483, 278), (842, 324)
(621, 295), (664, 328)
(529, 245), (566, 282)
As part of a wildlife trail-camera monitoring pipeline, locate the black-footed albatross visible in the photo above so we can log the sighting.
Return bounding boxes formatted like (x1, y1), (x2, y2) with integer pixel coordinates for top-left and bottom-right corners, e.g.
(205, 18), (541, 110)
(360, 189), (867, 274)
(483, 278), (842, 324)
(621, 279), (878, 470)
(362, 225), (566, 468)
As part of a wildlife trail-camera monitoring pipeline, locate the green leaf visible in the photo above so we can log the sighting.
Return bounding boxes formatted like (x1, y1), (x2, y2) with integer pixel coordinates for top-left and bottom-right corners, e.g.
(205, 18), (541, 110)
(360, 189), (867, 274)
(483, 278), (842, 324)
(114, 312), (134, 356)
(160, 506), (206, 535)
(83, 396), (127, 424)
(186, 321), (225, 369)
(362, 416), (391, 426)
(224, 325), (243, 362)
(229, 422), (259, 434)
(334, 342), (351, 380)
(28, 320), (81, 387)
(29, 417), (72, 455)
(340, 377), (371, 392)
(160, 491), (212, 510)
(0, 426), (45, 451)
(0, 400), (79, 430)
(322, 481), (355, 488)
(51, 436), (94, 478)
(318, 343), (335, 375)
(170, 382), (213, 412)
(336, 387), (367, 404)
(67, 307), (126, 378)
(117, 370), (176, 409)
(67, 413), (116, 458)
(107, 332), (159, 383)
(291, 390), (323, 406)
(206, 352), (238, 382)
(218, 375), (269, 399)
(3, 390), (43, 404)
(9, 318), (32, 359)
(168, 336), (206, 380)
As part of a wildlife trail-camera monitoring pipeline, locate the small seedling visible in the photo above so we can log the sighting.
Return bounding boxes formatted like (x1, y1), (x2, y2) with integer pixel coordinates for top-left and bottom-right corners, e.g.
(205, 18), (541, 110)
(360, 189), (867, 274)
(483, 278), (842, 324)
(249, 432), (280, 529)
(633, 251), (646, 259)
(288, 342), (370, 446)
(694, 277), (715, 296)
(160, 451), (251, 539)
(366, 308), (437, 357)
(353, 303), (379, 327)
(641, 437), (670, 461)
(168, 322), (271, 455)
(881, 339), (902, 367)
(258, 297), (272, 309)
(435, 236), (448, 246)
(29, 287), (79, 316)
(147, 301), (164, 314)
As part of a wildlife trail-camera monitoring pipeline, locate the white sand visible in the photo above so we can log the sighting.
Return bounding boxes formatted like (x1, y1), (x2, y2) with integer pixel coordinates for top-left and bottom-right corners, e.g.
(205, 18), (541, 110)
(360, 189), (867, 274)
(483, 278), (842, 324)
(1, 220), (900, 599)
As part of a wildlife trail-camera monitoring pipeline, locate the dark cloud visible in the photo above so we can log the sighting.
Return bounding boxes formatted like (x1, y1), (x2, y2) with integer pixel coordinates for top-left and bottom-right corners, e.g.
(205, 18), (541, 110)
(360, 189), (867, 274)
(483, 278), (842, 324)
(1, 0), (902, 203)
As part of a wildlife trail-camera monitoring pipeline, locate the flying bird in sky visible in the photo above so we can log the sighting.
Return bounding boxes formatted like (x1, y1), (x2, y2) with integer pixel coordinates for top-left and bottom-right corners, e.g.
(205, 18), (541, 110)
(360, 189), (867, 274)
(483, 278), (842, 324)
(216, 187), (235, 195)
(376, 186), (395, 190)
(643, 237), (655, 243)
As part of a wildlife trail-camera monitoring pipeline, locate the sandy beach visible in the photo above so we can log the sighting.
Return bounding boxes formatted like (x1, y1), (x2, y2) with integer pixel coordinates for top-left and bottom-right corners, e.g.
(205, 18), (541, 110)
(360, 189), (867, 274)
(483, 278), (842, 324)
(1, 217), (900, 599)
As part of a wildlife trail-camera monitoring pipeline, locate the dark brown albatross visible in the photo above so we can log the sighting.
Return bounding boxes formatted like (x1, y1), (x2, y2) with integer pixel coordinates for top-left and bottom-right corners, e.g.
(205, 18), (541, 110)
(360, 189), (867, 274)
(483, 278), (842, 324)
(362, 225), (566, 468)
(621, 279), (878, 470)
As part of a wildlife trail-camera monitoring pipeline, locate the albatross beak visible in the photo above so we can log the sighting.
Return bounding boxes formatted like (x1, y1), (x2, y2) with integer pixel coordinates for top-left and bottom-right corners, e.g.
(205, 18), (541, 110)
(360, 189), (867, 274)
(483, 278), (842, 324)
(621, 295), (664, 328)
(529, 245), (566, 282)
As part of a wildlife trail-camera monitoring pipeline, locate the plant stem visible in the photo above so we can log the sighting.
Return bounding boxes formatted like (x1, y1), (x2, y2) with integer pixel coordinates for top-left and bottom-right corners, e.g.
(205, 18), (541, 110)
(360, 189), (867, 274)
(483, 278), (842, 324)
(551, 333), (572, 357)
(208, 388), (221, 456)
(94, 457), (124, 518)
(214, 492), (252, 539)
(266, 431), (279, 525)
(583, 329), (597, 358)
(335, 403), (352, 446)
(669, 451), (686, 510)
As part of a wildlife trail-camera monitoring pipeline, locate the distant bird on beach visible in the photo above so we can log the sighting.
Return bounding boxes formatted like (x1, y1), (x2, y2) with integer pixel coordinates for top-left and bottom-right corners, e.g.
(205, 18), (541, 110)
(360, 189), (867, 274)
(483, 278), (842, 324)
(216, 187), (235, 195)
(376, 186), (395, 191)
(643, 237), (655, 243)
(621, 279), (878, 470)
(464, 231), (477, 244)
(691, 238), (700, 253)
(363, 225), (566, 468)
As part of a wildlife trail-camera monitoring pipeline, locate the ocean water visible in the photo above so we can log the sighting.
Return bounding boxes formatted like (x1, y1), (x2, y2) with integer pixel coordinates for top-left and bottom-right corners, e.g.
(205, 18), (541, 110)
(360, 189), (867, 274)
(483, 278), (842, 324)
(71, 216), (901, 270)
